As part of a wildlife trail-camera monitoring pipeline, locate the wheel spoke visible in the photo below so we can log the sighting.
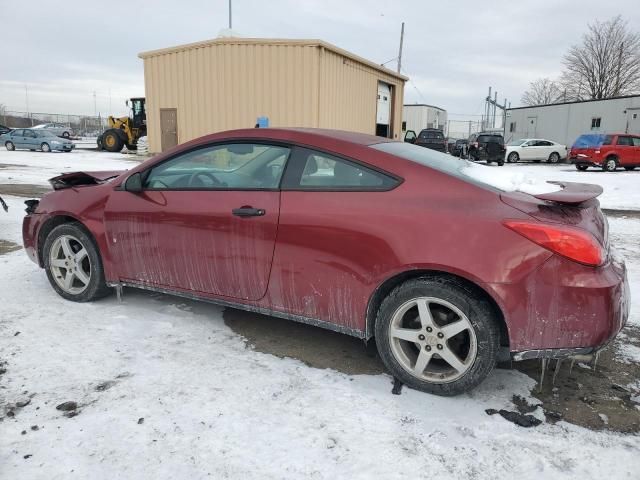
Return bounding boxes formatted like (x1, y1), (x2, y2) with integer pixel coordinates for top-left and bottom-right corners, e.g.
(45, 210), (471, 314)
(438, 348), (466, 372)
(416, 299), (435, 328)
(441, 320), (468, 339)
(60, 237), (73, 257)
(74, 248), (88, 262)
(63, 271), (75, 290)
(75, 267), (90, 286)
(50, 258), (67, 268)
(390, 326), (421, 343)
(413, 350), (432, 375)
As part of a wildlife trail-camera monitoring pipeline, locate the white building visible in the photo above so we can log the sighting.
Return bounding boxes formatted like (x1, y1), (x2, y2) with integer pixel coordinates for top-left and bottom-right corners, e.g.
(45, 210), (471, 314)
(402, 104), (448, 134)
(506, 95), (640, 147)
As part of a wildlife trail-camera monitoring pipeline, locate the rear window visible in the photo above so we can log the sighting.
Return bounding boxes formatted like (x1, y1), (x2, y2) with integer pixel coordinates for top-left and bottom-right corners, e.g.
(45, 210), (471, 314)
(477, 135), (503, 144)
(419, 130), (444, 139)
(573, 134), (612, 148)
(370, 141), (561, 195)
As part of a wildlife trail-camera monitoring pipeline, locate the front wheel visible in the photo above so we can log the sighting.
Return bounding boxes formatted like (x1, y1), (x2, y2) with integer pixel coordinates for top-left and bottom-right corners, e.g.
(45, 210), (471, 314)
(5, 141), (15, 151)
(41, 142), (51, 153)
(507, 152), (519, 163)
(43, 223), (111, 302)
(375, 277), (500, 396)
(603, 158), (618, 172)
(102, 130), (124, 152)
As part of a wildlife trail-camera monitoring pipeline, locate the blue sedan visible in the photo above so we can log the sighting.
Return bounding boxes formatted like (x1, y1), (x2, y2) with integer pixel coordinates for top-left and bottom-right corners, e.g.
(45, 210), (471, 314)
(1, 128), (75, 152)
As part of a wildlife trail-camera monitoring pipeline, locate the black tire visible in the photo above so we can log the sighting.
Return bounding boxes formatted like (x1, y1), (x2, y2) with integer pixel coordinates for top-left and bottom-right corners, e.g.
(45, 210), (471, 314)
(576, 164), (588, 171)
(102, 130), (124, 152)
(547, 152), (560, 163)
(375, 276), (500, 396)
(5, 141), (15, 151)
(497, 160), (504, 166)
(42, 223), (111, 302)
(507, 152), (519, 163)
(533, 160), (541, 163)
(624, 166), (636, 171)
(62, 131), (70, 138)
(41, 142), (51, 153)
(97, 135), (104, 150)
(603, 157), (618, 172)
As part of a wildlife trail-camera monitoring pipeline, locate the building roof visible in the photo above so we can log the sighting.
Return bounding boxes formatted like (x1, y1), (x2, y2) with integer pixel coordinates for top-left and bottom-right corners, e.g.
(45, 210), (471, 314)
(403, 103), (446, 112)
(507, 94), (640, 111)
(139, 37), (408, 82)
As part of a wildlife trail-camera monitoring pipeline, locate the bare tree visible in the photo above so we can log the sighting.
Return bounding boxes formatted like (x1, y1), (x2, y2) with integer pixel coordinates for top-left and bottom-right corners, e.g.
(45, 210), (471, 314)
(521, 78), (563, 106)
(562, 16), (640, 100)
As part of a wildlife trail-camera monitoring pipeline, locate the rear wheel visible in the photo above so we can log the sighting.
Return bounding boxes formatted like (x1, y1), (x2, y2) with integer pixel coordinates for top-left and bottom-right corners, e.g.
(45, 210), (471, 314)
(375, 277), (500, 396)
(576, 164), (588, 171)
(507, 152), (519, 163)
(62, 131), (70, 138)
(547, 152), (560, 163)
(43, 223), (111, 302)
(603, 157), (618, 172)
(624, 166), (636, 171)
(5, 141), (15, 151)
(41, 142), (51, 153)
(102, 130), (124, 152)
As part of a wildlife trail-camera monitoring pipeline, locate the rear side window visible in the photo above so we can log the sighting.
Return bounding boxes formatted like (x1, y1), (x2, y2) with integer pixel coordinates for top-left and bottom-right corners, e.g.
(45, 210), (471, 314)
(616, 136), (633, 146)
(287, 148), (398, 190)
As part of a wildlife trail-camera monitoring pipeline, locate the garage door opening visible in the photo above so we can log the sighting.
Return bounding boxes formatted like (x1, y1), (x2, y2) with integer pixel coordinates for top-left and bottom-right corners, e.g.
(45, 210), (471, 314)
(376, 82), (392, 138)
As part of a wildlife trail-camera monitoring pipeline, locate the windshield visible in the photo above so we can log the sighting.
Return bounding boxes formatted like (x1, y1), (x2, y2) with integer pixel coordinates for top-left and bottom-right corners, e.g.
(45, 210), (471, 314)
(370, 141), (561, 195)
(508, 139), (525, 146)
(573, 134), (612, 148)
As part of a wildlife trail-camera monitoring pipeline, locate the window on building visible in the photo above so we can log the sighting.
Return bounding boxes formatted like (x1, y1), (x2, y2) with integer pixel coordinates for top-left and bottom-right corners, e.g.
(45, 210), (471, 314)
(591, 117), (602, 129)
(509, 122), (516, 133)
(402, 121), (407, 131)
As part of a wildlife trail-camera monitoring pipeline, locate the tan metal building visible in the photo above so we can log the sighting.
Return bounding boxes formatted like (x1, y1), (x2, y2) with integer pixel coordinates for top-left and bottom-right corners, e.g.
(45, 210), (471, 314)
(138, 38), (407, 152)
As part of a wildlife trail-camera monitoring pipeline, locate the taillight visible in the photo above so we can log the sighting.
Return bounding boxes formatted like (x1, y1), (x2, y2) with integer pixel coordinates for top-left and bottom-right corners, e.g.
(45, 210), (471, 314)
(503, 220), (604, 266)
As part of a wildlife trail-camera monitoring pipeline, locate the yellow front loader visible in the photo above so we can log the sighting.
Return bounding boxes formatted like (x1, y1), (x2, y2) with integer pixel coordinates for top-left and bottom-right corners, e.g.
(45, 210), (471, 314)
(98, 97), (147, 152)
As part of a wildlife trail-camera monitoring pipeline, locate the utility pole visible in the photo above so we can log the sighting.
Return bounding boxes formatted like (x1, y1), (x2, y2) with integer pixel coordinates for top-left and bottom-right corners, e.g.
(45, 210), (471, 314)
(397, 22), (404, 74)
(25, 84), (29, 114)
(493, 90), (498, 128)
(228, 0), (232, 29)
(93, 91), (97, 116)
(485, 87), (491, 130)
(108, 88), (112, 114)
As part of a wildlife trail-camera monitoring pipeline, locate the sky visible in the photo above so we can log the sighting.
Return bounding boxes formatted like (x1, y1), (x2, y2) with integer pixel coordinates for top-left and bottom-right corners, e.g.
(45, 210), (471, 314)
(1, 0), (638, 132)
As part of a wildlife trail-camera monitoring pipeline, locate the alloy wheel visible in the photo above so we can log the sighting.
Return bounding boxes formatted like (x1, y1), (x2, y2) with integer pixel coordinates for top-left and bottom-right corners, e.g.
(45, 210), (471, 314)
(507, 152), (518, 163)
(549, 152), (559, 163)
(605, 159), (617, 172)
(6, 141), (15, 151)
(41, 143), (51, 153)
(49, 234), (91, 295)
(388, 297), (478, 383)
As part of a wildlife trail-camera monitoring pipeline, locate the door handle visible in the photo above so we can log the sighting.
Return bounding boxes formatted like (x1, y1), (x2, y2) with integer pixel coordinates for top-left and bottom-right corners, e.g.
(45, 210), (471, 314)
(232, 206), (265, 217)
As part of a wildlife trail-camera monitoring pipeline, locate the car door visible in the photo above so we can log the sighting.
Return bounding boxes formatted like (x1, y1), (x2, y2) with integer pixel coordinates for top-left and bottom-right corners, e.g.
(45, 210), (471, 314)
(23, 130), (38, 148)
(103, 142), (290, 301)
(9, 130), (24, 147)
(632, 137), (640, 164)
(615, 136), (634, 166)
(268, 147), (400, 331)
(520, 140), (536, 160)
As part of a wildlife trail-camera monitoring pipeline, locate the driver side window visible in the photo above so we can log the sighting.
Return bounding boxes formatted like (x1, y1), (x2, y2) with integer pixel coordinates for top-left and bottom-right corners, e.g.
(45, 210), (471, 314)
(144, 143), (291, 190)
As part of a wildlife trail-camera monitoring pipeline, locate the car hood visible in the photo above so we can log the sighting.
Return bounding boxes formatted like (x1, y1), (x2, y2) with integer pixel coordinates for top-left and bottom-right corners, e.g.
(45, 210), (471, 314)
(49, 170), (126, 190)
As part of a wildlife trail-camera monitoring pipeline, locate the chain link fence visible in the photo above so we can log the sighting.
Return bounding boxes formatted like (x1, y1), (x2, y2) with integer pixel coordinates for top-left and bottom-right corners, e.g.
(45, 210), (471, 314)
(0, 110), (109, 137)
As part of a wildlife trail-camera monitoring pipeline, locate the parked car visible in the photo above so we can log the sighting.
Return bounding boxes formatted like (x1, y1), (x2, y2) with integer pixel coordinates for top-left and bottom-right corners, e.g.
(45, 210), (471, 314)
(506, 139), (567, 164)
(0, 124), (12, 135)
(2, 129), (75, 152)
(22, 128), (628, 396)
(468, 132), (506, 165)
(570, 133), (640, 172)
(446, 138), (457, 154)
(405, 128), (446, 152)
(450, 139), (468, 158)
(32, 123), (73, 138)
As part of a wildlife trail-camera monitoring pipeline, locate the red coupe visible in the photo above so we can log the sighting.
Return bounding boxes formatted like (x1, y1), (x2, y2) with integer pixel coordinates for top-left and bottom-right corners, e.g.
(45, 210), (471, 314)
(22, 128), (630, 395)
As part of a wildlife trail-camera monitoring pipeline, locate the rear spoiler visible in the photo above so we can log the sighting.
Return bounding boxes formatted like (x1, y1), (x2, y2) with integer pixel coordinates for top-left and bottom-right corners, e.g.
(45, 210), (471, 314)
(49, 170), (125, 190)
(531, 181), (603, 205)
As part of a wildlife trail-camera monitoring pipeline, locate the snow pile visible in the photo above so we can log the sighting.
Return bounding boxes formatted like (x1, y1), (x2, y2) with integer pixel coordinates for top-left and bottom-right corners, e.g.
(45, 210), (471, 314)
(136, 136), (149, 156)
(462, 162), (563, 195)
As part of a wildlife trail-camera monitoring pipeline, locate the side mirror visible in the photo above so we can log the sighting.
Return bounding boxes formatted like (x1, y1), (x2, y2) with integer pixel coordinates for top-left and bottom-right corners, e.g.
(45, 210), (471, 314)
(124, 172), (143, 193)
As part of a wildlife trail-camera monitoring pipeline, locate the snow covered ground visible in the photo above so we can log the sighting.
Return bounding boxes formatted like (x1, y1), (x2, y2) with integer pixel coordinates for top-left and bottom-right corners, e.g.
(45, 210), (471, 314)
(1, 150), (640, 479)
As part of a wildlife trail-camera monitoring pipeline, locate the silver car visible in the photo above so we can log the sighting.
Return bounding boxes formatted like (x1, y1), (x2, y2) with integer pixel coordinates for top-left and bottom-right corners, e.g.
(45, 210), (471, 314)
(1, 129), (75, 152)
(32, 122), (73, 138)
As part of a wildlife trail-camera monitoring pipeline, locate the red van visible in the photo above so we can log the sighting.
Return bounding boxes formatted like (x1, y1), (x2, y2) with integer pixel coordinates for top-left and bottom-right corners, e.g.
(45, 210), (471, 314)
(570, 133), (640, 171)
